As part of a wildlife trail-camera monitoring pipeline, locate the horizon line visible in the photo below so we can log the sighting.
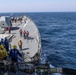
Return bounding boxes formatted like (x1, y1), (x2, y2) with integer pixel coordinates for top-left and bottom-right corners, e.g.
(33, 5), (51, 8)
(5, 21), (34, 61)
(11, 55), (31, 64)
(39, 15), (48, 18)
(0, 11), (76, 13)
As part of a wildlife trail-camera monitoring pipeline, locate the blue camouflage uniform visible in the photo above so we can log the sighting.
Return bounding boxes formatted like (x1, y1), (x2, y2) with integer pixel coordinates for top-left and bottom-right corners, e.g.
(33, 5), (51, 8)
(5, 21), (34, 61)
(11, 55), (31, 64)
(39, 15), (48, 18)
(4, 38), (9, 51)
(9, 49), (22, 62)
(1, 38), (4, 45)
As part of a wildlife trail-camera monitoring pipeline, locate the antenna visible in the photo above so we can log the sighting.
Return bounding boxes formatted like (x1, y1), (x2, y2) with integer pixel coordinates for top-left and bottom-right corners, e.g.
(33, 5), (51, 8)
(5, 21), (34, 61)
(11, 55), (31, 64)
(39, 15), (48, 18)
(9, 13), (13, 17)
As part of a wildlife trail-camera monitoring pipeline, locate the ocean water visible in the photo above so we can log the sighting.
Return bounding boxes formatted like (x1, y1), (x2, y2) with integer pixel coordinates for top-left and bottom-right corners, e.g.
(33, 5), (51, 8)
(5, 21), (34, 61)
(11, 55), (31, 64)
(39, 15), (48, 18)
(0, 12), (76, 70)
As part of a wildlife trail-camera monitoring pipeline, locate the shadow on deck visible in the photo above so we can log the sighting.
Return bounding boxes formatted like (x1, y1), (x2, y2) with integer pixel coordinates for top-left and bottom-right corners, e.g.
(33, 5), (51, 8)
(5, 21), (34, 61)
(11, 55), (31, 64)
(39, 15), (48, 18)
(22, 48), (29, 50)
(11, 27), (19, 31)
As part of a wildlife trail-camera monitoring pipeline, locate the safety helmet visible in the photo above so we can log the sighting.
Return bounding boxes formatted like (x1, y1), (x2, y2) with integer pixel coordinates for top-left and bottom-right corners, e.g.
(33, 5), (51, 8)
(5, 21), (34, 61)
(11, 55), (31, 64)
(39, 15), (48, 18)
(19, 39), (22, 42)
(13, 45), (17, 49)
(19, 39), (21, 40)
(0, 45), (4, 49)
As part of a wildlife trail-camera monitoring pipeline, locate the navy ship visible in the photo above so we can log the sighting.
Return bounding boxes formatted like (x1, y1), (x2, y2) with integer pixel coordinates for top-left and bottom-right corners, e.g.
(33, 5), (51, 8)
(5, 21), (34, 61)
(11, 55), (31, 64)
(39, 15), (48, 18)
(0, 14), (76, 75)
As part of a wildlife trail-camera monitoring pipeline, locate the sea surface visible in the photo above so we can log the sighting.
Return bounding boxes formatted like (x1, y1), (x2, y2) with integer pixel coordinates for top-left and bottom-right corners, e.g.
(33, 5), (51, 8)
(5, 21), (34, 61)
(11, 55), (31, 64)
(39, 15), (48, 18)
(0, 12), (76, 70)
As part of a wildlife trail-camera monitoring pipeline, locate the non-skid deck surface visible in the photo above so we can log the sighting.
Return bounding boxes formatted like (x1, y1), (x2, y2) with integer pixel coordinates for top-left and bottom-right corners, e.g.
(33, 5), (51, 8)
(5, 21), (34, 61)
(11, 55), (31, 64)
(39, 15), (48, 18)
(9, 17), (39, 62)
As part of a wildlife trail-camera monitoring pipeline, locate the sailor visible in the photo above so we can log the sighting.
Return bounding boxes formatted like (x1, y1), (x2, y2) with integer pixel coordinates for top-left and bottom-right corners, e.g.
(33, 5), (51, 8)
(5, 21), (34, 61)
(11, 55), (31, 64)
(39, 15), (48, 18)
(9, 45), (22, 62)
(7, 26), (11, 33)
(19, 29), (22, 37)
(0, 45), (8, 60)
(18, 39), (22, 50)
(26, 31), (29, 39)
(23, 30), (26, 39)
(4, 37), (9, 51)
(20, 18), (22, 23)
(1, 38), (5, 46)
(15, 18), (17, 23)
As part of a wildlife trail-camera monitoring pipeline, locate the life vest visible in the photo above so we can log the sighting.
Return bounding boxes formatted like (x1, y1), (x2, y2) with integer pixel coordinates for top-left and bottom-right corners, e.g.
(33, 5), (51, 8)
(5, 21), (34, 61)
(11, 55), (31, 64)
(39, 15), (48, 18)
(26, 31), (29, 35)
(19, 29), (22, 32)
(8, 27), (11, 31)
(24, 30), (26, 34)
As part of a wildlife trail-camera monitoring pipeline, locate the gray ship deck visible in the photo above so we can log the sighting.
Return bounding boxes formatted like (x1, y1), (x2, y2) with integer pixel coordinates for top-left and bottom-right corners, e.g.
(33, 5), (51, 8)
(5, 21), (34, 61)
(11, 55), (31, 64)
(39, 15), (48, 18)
(8, 16), (40, 62)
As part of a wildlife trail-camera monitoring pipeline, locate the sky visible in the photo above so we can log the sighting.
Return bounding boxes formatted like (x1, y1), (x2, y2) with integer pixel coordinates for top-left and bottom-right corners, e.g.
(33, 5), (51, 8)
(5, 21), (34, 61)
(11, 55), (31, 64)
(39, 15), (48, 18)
(0, 0), (76, 12)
